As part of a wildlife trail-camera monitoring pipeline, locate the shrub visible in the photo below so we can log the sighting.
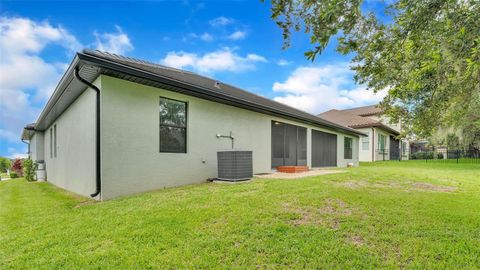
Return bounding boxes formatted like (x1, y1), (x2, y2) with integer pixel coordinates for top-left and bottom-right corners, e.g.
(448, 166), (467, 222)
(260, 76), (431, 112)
(23, 159), (37, 182)
(437, 153), (444, 159)
(411, 151), (434, 159)
(10, 172), (18, 178)
(11, 159), (23, 177)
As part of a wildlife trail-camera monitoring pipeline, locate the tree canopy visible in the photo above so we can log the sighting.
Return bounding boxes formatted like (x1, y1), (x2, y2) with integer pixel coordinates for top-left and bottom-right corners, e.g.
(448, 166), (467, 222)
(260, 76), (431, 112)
(0, 157), (12, 173)
(268, 0), (480, 147)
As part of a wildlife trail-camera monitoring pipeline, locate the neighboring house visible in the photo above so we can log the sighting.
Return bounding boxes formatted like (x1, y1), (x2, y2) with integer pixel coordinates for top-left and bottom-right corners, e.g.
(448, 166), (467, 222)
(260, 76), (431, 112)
(318, 105), (410, 162)
(21, 50), (364, 200)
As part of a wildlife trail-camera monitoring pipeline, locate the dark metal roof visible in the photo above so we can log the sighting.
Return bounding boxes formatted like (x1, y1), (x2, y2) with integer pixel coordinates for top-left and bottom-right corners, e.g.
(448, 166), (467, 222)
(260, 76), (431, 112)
(30, 49), (366, 137)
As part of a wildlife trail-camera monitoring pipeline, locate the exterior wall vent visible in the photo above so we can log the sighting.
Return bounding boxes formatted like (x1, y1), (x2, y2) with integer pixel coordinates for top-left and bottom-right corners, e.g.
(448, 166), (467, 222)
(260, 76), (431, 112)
(217, 150), (253, 181)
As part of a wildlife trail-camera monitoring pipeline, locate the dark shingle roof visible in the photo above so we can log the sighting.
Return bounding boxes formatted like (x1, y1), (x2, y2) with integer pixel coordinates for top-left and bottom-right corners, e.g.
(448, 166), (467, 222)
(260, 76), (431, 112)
(342, 104), (383, 116)
(318, 110), (379, 128)
(318, 109), (399, 135)
(80, 50), (364, 136)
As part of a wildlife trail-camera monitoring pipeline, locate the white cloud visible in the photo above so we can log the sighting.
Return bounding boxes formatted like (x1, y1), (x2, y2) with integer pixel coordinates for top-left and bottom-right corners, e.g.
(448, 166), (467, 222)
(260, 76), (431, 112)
(0, 16), (80, 150)
(246, 54), (267, 62)
(186, 32), (214, 42)
(162, 51), (197, 68)
(272, 64), (387, 114)
(94, 25), (133, 55)
(0, 16), (134, 158)
(161, 47), (267, 74)
(209, 16), (234, 27)
(277, 59), (292, 66)
(227, 30), (247, 41)
(200, 32), (214, 41)
(0, 17), (81, 56)
(7, 147), (28, 159)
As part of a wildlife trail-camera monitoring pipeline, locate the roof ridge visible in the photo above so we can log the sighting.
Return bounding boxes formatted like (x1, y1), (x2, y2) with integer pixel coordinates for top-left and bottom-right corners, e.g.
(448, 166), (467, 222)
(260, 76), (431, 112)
(83, 49), (199, 75)
(342, 104), (379, 111)
(83, 49), (315, 116)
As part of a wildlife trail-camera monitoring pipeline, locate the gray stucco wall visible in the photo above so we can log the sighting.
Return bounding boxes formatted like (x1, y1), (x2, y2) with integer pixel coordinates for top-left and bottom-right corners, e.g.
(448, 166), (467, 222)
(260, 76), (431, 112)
(100, 75), (359, 199)
(43, 79), (98, 198)
(29, 132), (45, 162)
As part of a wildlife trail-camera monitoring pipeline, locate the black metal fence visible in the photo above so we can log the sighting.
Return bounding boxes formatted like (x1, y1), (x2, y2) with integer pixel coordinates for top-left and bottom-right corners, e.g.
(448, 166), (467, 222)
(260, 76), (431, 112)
(409, 149), (480, 163)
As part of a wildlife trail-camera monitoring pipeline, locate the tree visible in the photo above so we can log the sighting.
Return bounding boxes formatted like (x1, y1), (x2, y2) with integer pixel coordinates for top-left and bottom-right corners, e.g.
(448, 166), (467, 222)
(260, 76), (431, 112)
(446, 133), (460, 149)
(0, 157), (11, 172)
(11, 159), (23, 176)
(267, 0), (480, 139)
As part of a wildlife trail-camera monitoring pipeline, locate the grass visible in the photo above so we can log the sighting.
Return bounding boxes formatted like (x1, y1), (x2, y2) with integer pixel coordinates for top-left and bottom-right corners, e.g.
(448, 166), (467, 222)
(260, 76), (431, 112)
(1, 161), (479, 269)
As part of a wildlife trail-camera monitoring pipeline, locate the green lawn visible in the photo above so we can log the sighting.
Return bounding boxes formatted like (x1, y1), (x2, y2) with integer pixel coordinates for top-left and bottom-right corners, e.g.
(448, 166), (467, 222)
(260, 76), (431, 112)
(1, 161), (480, 269)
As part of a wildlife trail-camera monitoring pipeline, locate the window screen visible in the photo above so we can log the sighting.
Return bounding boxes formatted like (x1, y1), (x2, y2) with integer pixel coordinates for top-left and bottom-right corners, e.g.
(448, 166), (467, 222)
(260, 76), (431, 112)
(159, 97), (187, 153)
(362, 132), (369, 151)
(297, 127), (307, 161)
(344, 137), (353, 159)
(378, 134), (386, 154)
(50, 128), (53, 158)
(54, 124), (57, 158)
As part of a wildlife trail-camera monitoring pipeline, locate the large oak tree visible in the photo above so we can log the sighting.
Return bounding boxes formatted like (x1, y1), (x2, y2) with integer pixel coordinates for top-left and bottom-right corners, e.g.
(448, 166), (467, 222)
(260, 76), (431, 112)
(268, 0), (480, 148)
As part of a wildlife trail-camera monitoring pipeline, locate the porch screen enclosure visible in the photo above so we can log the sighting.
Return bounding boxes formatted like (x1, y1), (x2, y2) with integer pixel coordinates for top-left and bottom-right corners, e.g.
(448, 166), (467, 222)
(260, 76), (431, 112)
(271, 121), (307, 168)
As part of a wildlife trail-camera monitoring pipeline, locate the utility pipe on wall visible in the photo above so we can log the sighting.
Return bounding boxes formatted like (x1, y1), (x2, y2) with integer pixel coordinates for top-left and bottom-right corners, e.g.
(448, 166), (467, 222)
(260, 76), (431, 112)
(216, 132), (235, 149)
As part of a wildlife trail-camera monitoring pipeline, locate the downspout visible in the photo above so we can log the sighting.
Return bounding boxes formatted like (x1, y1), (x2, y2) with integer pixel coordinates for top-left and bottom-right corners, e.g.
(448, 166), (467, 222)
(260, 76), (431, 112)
(21, 139), (30, 159)
(371, 128), (375, 162)
(74, 67), (101, 198)
(22, 125), (35, 159)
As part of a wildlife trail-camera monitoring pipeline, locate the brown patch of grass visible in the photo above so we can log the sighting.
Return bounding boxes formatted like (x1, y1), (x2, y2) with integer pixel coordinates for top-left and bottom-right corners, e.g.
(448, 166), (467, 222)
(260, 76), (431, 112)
(411, 182), (457, 192)
(338, 181), (368, 189)
(336, 180), (404, 190)
(283, 198), (353, 229)
(74, 200), (97, 208)
(348, 235), (365, 247)
(319, 198), (352, 216)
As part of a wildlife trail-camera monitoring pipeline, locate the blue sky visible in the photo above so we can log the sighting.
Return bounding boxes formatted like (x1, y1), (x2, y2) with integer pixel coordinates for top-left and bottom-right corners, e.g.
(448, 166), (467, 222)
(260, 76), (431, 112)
(0, 0), (388, 158)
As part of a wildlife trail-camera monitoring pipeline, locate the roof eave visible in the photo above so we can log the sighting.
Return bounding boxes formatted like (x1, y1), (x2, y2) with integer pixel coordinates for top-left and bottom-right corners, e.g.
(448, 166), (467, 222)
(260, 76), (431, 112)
(35, 55), (82, 130)
(21, 125), (35, 141)
(351, 123), (400, 135)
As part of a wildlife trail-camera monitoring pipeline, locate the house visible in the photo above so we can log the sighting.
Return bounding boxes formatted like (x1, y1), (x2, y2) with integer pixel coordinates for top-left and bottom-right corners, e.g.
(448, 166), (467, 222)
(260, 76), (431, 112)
(318, 105), (410, 162)
(21, 50), (364, 200)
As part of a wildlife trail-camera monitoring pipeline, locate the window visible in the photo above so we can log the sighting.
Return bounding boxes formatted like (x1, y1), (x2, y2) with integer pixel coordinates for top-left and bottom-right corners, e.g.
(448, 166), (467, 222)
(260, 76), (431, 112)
(378, 134), (386, 154)
(344, 137), (353, 159)
(54, 124), (57, 158)
(49, 128), (53, 158)
(362, 132), (370, 151)
(159, 97), (187, 153)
